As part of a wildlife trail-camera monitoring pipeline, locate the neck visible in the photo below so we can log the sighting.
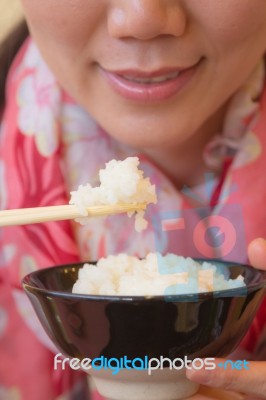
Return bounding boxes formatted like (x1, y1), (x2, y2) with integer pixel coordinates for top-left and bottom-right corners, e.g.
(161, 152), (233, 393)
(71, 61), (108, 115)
(143, 103), (228, 190)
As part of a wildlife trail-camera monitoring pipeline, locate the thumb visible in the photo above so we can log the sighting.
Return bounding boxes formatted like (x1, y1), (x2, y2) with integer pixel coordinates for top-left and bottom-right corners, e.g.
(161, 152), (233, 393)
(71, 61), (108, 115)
(186, 359), (266, 399)
(248, 238), (266, 270)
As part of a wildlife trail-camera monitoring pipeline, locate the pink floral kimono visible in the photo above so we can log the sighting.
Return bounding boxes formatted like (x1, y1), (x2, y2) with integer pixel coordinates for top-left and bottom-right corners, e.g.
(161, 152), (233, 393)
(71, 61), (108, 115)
(0, 39), (265, 399)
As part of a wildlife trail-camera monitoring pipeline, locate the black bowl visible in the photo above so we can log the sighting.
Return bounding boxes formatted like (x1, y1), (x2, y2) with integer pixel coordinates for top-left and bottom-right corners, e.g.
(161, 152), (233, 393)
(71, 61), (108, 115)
(22, 260), (266, 361)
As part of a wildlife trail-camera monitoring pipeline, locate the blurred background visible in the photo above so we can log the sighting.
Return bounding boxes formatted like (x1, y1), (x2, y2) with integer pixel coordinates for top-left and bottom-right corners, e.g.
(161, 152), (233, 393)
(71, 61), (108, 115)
(0, 0), (23, 41)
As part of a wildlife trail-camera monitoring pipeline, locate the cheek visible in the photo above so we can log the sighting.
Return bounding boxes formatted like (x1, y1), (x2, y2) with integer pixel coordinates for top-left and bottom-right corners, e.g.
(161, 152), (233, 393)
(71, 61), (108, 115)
(20, 0), (105, 47)
(20, 0), (107, 101)
(189, 0), (266, 49)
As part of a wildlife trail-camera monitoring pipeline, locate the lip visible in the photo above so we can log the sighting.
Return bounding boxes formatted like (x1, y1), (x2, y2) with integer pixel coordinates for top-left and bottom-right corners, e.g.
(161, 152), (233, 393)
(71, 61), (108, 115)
(99, 60), (203, 102)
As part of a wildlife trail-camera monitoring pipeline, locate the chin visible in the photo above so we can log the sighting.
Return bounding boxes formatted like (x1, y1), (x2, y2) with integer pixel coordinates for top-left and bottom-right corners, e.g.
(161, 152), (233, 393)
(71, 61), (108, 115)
(106, 128), (173, 149)
(88, 103), (197, 150)
(98, 117), (184, 148)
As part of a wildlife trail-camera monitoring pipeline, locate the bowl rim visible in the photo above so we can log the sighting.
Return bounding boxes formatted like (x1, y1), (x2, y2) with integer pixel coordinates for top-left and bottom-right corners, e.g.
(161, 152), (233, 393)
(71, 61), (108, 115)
(22, 258), (266, 302)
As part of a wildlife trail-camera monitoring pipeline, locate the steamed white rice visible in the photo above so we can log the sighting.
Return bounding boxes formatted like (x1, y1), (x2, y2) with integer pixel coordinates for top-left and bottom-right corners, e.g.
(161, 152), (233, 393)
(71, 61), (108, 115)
(69, 157), (157, 232)
(72, 253), (245, 296)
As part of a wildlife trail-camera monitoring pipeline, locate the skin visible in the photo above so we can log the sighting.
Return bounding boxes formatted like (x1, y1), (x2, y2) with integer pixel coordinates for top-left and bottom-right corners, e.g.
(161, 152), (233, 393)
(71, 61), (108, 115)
(20, 0), (266, 397)
(20, 0), (266, 187)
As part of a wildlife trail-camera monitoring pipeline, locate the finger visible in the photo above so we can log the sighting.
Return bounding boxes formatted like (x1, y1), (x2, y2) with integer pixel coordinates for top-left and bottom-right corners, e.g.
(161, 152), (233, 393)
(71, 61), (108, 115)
(199, 386), (245, 400)
(244, 397), (265, 400)
(247, 238), (266, 270)
(244, 398), (263, 400)
(184, 385), (246, 400)
(186, 359), (266, 399)
(184, 395), (214, 400)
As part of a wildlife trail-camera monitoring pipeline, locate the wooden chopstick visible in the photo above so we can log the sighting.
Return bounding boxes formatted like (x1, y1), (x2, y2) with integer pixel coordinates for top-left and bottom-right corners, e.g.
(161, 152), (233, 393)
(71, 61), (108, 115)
(0, 203), (147, 227)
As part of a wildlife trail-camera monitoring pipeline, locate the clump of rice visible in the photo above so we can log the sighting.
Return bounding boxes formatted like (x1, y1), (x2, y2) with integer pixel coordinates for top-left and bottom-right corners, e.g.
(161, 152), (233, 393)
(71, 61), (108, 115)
(72, 253), (245, 296)
(69, 157), (157, 232)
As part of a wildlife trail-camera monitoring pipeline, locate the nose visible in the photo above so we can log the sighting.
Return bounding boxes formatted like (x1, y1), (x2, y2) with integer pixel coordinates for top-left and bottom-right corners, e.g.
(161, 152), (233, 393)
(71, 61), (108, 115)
(108, 0), (187, 40)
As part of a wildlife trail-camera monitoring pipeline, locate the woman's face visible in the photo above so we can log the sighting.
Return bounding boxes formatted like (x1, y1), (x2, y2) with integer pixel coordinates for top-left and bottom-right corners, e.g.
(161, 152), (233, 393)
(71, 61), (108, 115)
(20, 0), (266, 149)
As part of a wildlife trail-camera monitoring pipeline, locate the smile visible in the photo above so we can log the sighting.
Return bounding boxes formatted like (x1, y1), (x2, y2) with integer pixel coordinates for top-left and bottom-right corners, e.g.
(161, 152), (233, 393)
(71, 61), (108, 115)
(121, 71), (180, 84)
(99, 60), (203, 102)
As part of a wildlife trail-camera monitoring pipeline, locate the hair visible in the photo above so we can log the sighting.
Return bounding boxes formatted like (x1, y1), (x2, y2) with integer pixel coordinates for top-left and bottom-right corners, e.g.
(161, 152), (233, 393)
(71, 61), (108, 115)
(0, 20), (29, 110)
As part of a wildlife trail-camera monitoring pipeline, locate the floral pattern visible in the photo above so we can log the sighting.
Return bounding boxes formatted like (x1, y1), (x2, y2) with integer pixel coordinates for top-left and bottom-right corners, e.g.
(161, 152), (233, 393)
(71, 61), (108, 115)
(0, 387), (21, 400)
(17, 42), (61, 157)
(0, 160), (7, 210)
